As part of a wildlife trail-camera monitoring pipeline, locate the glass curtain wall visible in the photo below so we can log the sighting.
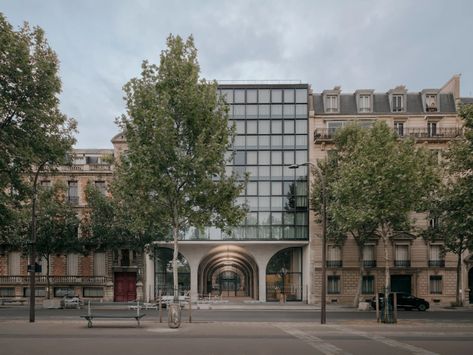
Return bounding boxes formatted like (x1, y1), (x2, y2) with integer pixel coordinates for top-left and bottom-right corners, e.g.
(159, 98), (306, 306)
(184, 85), (309, 241)
(154, 247), (190, 296)
(266, 247), (303, 301)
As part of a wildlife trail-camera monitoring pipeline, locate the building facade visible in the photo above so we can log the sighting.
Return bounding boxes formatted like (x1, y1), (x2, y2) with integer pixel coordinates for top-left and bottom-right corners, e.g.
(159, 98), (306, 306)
(1, 77), (473, 306)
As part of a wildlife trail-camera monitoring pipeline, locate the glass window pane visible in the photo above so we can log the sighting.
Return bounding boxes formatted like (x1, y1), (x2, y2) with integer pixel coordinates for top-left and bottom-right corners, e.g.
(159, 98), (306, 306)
(283, 181), (294, 195)
(234, 105), (245, 118)
(284, 165), (295, 179)
(295, 135), (307, 148)
(227, 105), (234, 118)
(247, 120), (257, 134)
(284, 120), (295, 134)
(234, 89), (245, 103)
(284, 226), (295, 239)
(259, 181), (270, 195)
(296, 104), (307, 118)
(283, 135), (295, 149)
(295, 212), (307, 225)
(246, 212), (258, 225)
(259, 226), (271, 239)
(296, 181), (307, 195)
(283, 105), (295, 117)
(247, 136), (258, 149)
(246, 166), (258, 180)
(284, 89), (295, 103)
(272, 120), (282, 134)
(271, 226), (282, 239)
(284, 212), (295, 225)
(296, 120), (307, 134)
(271, 166), (283, 180)
(235, 121), (245, 134)
(234, 166), (246, 179)
(295, 151), (306, 165)
(259, 105), (270, 118)
(247, 182), (257, 195)
(271, 105), (282, 118)
(259, 212), (271, 225)
(246, 105), (258, 118)
(259, 120), (270, 134)
(271, 212), (282, 225)
(247, 151), (258, 165)
(221, 89), (233, 104)
(296, 89), (307, 103)
(284, 151), (294, 165)
(247, 89), (257, 103)
(234, 135), (245, 148)
(295, 226), (308, 239)
(259, 166), (270, 179)
(272, 89), (283, 103)
(271, 135), (282, 148)
(271, 197), (283, 210)
(271, 151), (282, 165)
(295, 165), (307, 178)
(259, 197), (270, 210)
(247, 197), (258, 209)
(259, 135), (270, 149)
(234, 151), (245, 165)
(259, 151), (270, 165)
(258, 89), (270, 103)
(271, 182), (282, 195)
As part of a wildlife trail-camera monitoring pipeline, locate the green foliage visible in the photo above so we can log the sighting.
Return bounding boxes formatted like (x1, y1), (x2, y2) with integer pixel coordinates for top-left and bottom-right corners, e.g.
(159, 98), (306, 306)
(0, 13), (77, 237)
(114, 34), (246, 236)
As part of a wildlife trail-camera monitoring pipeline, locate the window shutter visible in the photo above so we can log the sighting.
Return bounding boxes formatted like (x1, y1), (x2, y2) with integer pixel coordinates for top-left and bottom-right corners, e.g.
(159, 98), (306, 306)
(67, 254), (79, 276)
(93, 253), (106, 276)
(8, 252), (21, 275)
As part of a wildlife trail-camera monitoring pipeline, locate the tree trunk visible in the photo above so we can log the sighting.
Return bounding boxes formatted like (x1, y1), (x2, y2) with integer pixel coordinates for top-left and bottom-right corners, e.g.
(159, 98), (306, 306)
(456, 250), (462, 306)
(382, 230), (391, 322)
(46, 256), (51, 299)
(354, 244), (364, 307)
(172, 225), (179, 303)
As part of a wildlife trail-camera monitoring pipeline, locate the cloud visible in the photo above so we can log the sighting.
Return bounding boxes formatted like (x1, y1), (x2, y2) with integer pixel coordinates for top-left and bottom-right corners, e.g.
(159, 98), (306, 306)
(2, 0), (473, 147)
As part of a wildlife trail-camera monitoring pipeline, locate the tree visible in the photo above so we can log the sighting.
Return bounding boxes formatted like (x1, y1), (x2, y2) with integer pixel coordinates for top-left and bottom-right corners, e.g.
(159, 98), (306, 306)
(114, 35), (246, 319)
(0, 13), (77, 235)
(328, 122), (438, 320)
(16, 182), (81, 299)
(423, 104), (473, 306)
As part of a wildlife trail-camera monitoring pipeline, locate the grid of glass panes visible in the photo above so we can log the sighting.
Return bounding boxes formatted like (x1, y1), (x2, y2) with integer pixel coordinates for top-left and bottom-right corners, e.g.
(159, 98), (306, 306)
(193, 87), (309, 240)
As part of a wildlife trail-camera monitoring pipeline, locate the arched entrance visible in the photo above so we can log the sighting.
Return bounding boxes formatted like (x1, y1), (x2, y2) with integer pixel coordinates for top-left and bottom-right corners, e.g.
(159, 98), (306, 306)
(198, 246), (258, 299)
(266, 247), (303, 302)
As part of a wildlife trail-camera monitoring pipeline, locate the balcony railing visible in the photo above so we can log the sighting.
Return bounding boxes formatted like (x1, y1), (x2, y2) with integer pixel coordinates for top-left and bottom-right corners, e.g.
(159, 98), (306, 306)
(314, 127), (463, 143)
(363, 260), (377, 268)
(428, 260), (445, 267)
(60, 164), (112, 172)
(326, 260), (343, 268)
(0, 275), (110, 285)
(394, 260), (411, 268)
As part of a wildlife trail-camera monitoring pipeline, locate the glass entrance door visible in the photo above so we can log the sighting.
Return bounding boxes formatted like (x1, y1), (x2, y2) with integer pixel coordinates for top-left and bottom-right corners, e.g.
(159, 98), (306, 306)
(218, 271), (240, 297)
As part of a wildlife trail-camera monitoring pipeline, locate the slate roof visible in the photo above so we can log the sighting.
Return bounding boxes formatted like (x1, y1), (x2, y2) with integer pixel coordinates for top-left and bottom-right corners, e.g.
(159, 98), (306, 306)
(460, 97), (473, 105)
(313, 92), (456, 115)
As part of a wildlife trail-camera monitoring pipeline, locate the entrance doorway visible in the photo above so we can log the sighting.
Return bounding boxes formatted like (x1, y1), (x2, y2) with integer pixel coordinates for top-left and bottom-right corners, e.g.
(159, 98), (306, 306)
(391, 275), (412, 294)
(217, 271), (241, 297)
(114, 272), (136, 302)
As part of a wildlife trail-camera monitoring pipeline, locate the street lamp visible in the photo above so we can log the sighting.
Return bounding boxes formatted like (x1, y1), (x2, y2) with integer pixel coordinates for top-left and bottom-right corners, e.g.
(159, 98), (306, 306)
(289, 162), (327, 325)
(279, 267), (288, 303)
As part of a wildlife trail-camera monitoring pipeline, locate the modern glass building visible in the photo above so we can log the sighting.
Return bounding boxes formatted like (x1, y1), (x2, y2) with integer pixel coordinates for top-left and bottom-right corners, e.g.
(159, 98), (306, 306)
(150, 83), (310, 302)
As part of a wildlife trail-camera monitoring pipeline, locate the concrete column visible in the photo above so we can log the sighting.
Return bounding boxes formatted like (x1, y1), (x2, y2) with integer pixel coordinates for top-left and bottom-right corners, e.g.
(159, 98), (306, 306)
(190, 263), (199, 301)
(145, 252), (154, 302)
(258, 264), (266, 302)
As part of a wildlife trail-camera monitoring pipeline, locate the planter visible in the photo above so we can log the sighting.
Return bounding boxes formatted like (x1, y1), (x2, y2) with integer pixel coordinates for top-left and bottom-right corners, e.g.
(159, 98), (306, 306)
(168, 303), (181, 328)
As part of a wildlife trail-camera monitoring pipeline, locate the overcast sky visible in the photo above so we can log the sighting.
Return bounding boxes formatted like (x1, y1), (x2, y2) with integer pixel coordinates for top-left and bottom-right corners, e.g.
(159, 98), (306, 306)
(2, 0), (473, 148)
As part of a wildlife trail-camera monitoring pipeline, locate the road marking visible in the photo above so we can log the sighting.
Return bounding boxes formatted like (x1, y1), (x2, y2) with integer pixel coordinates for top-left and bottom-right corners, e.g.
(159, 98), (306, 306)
(333, 325), (439, 355)
(275, 325), (351, 355)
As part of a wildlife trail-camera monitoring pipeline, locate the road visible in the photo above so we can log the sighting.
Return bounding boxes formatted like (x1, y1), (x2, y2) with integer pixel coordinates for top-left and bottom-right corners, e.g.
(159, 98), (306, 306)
(1, 306), (472, 355)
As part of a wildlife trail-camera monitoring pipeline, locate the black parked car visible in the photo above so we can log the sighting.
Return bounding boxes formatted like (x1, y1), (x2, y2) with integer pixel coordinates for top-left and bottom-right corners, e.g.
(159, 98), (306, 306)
(371, 292), (429, 311)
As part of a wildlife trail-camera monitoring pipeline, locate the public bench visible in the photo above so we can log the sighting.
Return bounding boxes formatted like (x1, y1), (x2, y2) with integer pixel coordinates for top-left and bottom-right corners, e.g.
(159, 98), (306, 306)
(80, 301), (146, 328)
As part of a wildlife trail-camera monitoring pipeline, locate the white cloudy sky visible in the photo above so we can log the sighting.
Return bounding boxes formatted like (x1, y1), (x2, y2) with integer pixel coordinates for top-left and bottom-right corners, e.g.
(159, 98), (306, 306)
(2, 0), (473, 148)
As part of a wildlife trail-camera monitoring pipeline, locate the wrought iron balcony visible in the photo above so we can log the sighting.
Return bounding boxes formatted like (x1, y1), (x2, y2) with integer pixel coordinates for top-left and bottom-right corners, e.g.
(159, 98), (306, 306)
(326, 260), (343, 268)
(314, 127), (463, 144)
(428, 260), (445, 267)
(363, 260), (377, 268)
(394, 260), (411, 268)
(0, 275), (110, 285)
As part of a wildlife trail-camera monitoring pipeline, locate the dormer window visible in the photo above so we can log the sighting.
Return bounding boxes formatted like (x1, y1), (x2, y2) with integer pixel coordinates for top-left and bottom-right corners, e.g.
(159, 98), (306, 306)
(392, 95), (404, 112)
(359, 95), (371, 113)
(325, 95), (338, 113)
(426, 94), (437, 112)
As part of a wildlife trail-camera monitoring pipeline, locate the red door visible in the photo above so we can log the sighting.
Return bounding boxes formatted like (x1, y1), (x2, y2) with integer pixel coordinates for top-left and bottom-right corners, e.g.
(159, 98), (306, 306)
(114, 272), (137, 302)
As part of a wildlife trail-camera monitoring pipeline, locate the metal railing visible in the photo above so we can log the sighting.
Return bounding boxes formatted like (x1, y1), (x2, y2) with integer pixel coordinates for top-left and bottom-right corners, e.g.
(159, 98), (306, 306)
(326, 260), (343, 268)
(314, 127), (463, 143)
(0, 275), (110, 285)
(363, 260), (377, 268)
(428, 260), (445, 267)
(394, 260), (411, 268)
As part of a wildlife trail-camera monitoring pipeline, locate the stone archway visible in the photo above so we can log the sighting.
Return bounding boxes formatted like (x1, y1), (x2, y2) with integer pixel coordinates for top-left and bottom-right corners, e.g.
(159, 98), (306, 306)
(198, 246), (258, 299)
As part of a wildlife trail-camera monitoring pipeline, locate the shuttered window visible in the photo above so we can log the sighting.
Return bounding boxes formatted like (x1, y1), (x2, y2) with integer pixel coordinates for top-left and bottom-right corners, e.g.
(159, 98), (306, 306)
(66, 254), (79, 276)
(363, 245), (374, 261)
(8, 252), (21, 275)
(93, 253), (106, 276)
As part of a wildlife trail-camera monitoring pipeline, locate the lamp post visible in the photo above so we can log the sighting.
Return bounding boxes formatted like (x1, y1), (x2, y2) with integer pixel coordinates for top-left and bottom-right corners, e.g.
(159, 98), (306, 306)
(279, 267), (288, 303)
(289, 162), (326, 325)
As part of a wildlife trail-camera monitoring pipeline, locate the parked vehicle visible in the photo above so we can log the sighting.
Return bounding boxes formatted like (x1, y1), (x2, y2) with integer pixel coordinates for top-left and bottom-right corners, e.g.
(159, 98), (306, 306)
(371, 292), (429, 311)
(60, 295), (81, 309)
